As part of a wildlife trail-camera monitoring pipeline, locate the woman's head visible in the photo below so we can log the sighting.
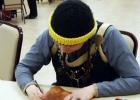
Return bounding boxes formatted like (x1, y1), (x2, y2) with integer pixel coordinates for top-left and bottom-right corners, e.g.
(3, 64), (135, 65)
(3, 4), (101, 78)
(49, 0), (97, 53)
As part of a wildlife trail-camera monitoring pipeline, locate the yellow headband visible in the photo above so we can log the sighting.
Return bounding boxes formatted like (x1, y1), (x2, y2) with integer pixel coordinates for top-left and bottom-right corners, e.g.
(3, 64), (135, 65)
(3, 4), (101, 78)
(48, 14), (97, 45)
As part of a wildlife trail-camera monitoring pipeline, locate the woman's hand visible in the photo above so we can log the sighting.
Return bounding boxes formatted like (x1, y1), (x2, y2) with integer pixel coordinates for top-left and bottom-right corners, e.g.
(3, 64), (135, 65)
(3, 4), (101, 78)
(26, 84), (43, 100)
(64, 84), (97, 100)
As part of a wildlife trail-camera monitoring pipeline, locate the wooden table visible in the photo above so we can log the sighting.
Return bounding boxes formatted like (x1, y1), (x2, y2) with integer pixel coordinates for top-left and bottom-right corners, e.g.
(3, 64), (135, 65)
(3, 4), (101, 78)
(0, 80), (140, 100)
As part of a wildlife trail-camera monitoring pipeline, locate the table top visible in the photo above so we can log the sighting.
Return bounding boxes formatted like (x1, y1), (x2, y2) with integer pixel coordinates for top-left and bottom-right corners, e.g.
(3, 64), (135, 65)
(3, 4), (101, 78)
(0, 80), (140, 100)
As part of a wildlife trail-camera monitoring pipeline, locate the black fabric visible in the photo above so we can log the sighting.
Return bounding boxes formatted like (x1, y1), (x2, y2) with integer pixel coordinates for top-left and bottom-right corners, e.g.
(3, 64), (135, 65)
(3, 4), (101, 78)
(51, 36), (119, 88)
(51, 21), (119, 88)
(0, 0), (3, 10)
(51, 0), (94, 38)
(27, 0), (37, 17)
(52, 49), (119, 88)
(67, 40), (90, 62)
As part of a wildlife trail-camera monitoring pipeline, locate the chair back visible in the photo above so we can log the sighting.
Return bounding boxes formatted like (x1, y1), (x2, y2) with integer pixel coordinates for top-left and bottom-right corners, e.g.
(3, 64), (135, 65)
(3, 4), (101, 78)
(0, 20), (23, 81)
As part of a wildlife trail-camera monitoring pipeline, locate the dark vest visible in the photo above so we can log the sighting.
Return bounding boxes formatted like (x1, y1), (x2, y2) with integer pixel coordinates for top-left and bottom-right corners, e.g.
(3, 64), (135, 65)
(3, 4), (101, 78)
(51, 22), (119, 88)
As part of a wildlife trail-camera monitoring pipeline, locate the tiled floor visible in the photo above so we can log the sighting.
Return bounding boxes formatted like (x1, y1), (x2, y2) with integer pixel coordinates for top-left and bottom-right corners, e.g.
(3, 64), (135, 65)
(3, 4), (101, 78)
(11, 0), (140, 85)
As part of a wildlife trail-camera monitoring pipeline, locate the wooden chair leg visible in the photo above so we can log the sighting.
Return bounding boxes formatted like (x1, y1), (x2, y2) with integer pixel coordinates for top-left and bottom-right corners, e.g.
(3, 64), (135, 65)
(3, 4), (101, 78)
(21, 7), (25, 24)
(0, 11), (2, 20)
(48, 0), (52, 4)
(23, 4), (27, 15)
(36, 0), (39, 3)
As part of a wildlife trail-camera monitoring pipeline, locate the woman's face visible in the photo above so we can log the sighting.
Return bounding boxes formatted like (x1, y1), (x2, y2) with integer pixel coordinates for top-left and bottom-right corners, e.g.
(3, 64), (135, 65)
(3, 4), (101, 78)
(58, 43), (84, 54)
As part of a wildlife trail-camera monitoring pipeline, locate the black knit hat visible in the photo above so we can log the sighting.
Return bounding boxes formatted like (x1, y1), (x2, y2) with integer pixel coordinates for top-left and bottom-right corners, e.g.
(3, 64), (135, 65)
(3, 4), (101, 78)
(51, 0), (95, 38)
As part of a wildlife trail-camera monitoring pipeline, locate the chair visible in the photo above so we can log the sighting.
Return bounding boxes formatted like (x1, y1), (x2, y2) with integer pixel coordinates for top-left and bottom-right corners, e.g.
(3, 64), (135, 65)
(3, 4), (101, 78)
(120, 31), (138, 57)
(2, 0), (27, 23)
(0, 20), (23, 81)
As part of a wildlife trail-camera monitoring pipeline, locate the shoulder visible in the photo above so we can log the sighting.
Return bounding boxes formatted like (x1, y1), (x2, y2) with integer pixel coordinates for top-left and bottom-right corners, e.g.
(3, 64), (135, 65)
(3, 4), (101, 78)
(103, 25), (123, 48)
(37, 29), (54, 47)
(102, 25), (129, 59)
(104, 25), (121, 39)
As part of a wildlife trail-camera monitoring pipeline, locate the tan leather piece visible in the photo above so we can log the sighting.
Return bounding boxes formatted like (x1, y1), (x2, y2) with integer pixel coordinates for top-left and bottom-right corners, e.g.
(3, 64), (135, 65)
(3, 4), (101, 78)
(41, 86), (71, 100)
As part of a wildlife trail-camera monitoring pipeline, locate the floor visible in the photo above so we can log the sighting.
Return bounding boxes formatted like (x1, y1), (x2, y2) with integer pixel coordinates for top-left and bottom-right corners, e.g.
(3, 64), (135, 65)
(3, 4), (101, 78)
(10, 0), (140, 85)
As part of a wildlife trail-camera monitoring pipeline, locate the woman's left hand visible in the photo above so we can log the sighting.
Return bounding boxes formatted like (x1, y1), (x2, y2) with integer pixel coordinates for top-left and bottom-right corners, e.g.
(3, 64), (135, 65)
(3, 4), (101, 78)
(64, 84), (97, 100)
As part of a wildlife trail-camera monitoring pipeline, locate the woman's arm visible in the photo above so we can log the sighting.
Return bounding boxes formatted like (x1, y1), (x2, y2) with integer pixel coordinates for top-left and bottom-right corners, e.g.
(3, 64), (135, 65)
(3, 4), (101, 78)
(15, 30), (52, 92)
(97, 26), (140, 97)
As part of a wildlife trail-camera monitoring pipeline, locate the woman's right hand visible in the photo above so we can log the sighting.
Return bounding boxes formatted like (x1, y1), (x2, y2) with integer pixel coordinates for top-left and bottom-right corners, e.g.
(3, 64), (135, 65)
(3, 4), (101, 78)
(26, 84), (43, 100)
